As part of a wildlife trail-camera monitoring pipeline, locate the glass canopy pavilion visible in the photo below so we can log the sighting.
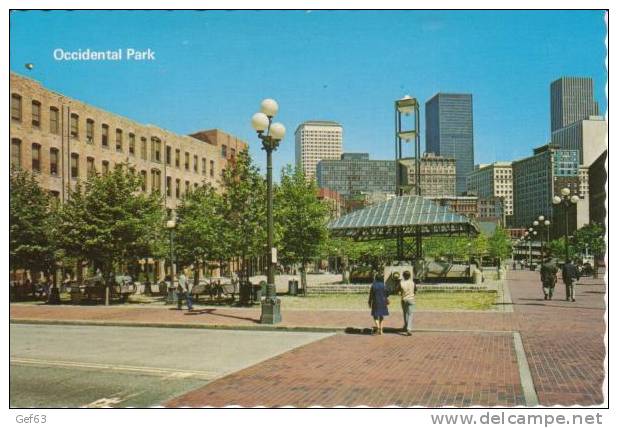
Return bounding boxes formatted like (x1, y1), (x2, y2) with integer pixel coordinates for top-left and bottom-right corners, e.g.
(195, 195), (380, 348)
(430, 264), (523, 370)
(328, 195), (479, 242)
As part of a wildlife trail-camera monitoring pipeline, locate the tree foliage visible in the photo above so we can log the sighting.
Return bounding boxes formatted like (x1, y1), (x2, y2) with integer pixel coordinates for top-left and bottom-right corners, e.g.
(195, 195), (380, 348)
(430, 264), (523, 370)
(54, 164), (165, 296)
(275, 165), (329, 289)
(572, 223), (606, 258)
(220, 150), (266, 278)
(488, 226), (513, 261)
(9, 168), (56, 276)
(174, 184), (227, 277)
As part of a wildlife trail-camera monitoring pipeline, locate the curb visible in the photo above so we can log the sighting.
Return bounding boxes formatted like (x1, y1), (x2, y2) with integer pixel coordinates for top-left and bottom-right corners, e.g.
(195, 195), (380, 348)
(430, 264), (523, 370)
(10, 318), (344, 334)
(11, 318), (514, 336)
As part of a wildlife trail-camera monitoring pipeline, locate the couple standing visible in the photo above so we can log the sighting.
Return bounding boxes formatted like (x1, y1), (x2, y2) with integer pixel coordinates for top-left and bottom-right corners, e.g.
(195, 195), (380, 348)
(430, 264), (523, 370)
(368, 270), (416, 336)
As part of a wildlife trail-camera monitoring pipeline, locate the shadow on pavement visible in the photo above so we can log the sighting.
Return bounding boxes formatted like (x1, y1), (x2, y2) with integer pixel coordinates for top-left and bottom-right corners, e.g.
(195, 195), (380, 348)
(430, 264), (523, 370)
(344, 327), (405, 335)
(182, 308), (260, 323)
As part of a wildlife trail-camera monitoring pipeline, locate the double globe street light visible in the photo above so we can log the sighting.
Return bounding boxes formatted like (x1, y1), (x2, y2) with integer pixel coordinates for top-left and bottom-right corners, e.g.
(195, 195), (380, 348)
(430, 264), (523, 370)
(533, 215), (551, 261)
(552, 187), (579, 262)
(251, 99), (285, 324)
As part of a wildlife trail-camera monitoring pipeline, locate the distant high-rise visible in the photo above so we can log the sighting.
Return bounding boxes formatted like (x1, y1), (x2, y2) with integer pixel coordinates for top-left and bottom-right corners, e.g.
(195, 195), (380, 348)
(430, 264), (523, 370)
(399, 153), (457, 198)
(425, 93), (474, 195)
(295, 121), (343, 181)
(316, 154), (395, 197)
(467, 162), (514, 226)
(550, 77), (599, 132)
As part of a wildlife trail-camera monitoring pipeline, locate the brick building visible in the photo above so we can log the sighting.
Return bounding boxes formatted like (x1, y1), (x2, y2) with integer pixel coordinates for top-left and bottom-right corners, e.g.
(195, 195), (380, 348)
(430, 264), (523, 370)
(10, 72), (247, 279)
(10, 72), (246, 208)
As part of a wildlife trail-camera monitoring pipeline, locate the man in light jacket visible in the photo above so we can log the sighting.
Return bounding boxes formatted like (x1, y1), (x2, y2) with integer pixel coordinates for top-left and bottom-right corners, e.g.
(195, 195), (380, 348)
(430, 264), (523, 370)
(177, 271), (193, 311)
(399, 270), (416, 336)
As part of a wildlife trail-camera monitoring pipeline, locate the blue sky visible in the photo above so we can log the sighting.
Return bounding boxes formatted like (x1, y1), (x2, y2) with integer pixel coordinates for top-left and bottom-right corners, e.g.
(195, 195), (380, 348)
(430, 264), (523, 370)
(10, 10), (606, 178)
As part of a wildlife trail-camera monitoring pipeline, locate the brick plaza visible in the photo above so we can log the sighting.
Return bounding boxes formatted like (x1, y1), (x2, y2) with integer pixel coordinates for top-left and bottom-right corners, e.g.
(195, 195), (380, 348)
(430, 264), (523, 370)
(10, 270), (606, 407)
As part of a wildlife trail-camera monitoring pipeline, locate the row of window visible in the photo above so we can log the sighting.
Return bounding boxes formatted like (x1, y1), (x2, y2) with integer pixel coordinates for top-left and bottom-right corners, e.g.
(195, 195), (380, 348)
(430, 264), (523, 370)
(11, 93), (231, 172)
(10, 139), (218, 194)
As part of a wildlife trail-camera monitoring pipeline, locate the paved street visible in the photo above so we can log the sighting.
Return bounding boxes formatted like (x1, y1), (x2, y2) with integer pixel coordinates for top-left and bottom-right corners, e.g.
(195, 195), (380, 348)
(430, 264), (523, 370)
(10, 270), (606, 407)
(10, 324), (331, 407)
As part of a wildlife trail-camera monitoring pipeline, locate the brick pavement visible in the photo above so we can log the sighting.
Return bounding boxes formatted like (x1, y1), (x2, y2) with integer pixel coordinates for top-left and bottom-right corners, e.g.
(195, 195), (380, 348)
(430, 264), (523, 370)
(507, 270), (606, 406)
(166, 332), (525, 407)
(10, 269), (606, 406)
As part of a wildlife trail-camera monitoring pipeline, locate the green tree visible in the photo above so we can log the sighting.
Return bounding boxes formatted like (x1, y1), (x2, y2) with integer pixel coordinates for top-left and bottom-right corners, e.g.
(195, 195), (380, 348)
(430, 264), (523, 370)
(547, 239), (567, 261)
(220, 150), (266, 281)
(275, 165), (329, 293)
(572, 223), (605, 258)
(488, 226), (512, 265)
(174, 184), (227, 284)
(55, 164), (165, 305)
(9, 168), (56, 280)
(572, 222), (606, 276)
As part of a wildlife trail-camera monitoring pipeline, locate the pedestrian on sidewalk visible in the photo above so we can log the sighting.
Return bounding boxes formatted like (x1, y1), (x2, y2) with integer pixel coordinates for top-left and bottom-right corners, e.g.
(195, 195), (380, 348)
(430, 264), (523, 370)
(540, 257), (558, 300)
(399, 270), (416, 336)
(177, 271), (193, 311)
(368, 273), (389, 335)
(562, 259), (580, 302)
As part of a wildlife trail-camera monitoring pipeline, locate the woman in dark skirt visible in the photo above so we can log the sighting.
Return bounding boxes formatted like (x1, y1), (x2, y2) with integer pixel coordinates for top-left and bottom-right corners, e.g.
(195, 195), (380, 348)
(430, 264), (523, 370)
(368, 273), (389, 335)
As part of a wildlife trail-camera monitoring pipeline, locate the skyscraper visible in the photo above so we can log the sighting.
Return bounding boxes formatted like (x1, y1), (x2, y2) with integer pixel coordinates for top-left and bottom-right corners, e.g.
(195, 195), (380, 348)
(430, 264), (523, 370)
(295, 121), (343, 181)
(425, 93), (474, 195)
(550, 77), (599, 132)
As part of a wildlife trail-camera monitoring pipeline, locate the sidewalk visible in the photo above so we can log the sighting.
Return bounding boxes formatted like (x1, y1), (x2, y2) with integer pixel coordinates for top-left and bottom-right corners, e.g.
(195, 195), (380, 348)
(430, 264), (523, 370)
(10, 270), (606, 406)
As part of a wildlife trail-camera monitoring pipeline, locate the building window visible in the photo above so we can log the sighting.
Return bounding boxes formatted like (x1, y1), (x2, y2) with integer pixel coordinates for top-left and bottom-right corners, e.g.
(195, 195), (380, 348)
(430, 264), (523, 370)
(151, 138), (161, 162)
(221, 144), (227, 158)
(140, 137), (148, 160)
(185, 180), (190, 195)
(185, 152), (190, 170)
(175, 179), (181, 198)
(175, 149), (181, 168)
(129, 133), (135, 155)
(166, 146), (172, 165)
(140, 170), (147, 192)
(31, 143), (41, 172)
(101, 124), (109, 147)
(210, 160), (215, 178)
(11, 138), (22, 168)
(11, 94), (22, 121)
(102, 160), (110, 175)
(50, 148), (59, 175)
(70, 153), (79, 178)
(49, 107), (60, 134)
(151, 169), (161, 193)
(116, 129), (123, 152)
(166, 176), (172, 197)
(194, 155), (198, 173)
(202, 158), (207, 175)
(87, 157), (95, 177)
(31, 101), (41, 128)
(230, 148), (236, 159)
(70, 113), (79, 139)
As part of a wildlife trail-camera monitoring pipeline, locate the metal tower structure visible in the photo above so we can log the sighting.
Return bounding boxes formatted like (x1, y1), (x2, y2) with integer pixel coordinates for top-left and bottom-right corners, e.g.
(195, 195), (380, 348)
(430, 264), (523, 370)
(395, 95), (422, 260)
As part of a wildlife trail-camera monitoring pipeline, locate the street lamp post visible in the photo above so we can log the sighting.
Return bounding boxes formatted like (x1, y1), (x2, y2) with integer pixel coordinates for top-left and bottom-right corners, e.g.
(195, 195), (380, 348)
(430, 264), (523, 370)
(534, 216), (551, 261)
(251, 99), (285, 324)
(552, 187), (580, 261)
(165, 219), (176, 304)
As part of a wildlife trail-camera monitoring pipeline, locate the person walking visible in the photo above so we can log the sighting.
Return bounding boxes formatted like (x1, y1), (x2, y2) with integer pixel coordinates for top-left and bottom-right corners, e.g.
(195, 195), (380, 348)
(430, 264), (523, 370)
(177, 271), (193, 311)
(399, 270), (416, 336)
(562, 259), (580, 302)
(368, 273), (389, 335)
(540, 257), (558, 300)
